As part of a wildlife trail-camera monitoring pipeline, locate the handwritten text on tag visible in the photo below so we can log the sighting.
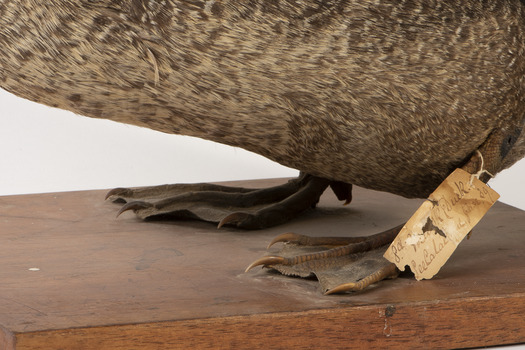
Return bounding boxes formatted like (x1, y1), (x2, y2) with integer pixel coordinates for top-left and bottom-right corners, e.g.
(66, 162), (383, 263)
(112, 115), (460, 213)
(383, 168), (499, 280)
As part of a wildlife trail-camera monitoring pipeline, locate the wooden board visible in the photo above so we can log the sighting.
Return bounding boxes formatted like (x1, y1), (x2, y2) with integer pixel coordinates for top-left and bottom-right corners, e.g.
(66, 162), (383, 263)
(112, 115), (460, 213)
(0, 178), (524, 349)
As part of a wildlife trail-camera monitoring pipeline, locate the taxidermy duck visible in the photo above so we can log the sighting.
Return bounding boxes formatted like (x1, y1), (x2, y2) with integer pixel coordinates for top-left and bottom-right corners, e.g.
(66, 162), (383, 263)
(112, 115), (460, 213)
(1, 0), (524, 293)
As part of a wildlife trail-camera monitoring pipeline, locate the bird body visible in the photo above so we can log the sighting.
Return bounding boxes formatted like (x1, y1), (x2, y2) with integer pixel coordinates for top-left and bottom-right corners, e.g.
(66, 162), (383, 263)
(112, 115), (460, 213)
(1, 0), (524, 198)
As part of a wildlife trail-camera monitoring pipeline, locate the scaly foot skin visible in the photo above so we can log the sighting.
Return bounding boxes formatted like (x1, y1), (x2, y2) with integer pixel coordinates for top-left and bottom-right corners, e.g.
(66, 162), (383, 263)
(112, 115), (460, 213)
(245, 151), (498, 294)
(246, 225), (403, 294)
(106, 173), (352, 229)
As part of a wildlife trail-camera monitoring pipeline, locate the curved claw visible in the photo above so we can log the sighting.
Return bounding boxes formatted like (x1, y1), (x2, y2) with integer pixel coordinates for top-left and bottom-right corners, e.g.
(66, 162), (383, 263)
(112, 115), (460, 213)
(217, 212), (252, 229)
(324, 263), (399, 295)
(324, 282), (360, 295)
(245, 256), (286, 272)
(105, 187), (131, 201)
(329, 181), (352, 205)
(267, 232), (306, 248)
(116, 201), (153, 217)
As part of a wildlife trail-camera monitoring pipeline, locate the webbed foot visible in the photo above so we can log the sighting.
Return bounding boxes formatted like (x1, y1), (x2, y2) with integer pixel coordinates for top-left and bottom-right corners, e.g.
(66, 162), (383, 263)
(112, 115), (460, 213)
(246, 224), (403, 294)
(106, 173), (352, 229)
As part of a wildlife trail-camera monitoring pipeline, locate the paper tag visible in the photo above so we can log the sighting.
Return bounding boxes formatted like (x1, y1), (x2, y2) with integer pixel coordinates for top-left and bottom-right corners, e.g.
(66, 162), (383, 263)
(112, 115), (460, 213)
(383, 168), (499, 280)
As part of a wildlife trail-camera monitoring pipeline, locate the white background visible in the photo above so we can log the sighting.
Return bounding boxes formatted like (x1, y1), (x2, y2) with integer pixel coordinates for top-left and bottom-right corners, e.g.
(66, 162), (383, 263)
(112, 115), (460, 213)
(1, 88), (524, 212)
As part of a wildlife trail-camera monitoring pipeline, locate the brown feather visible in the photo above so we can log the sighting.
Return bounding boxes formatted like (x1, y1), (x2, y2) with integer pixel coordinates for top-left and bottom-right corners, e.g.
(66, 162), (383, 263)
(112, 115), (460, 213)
(1, 0), (524, 197)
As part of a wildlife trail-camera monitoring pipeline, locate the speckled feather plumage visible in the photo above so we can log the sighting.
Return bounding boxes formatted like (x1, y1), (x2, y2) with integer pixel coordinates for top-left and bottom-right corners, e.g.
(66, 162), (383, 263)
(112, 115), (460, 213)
(1, 0), (525, 197)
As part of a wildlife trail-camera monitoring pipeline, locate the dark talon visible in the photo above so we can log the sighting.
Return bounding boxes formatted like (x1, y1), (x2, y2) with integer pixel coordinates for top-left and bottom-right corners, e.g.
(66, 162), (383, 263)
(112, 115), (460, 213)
(217, 212), (253, 228)
(329, 181), (352, 205)
(117, 201), (153, 217)
(245, 256), (286, 272)
(105, 187), (131, 201)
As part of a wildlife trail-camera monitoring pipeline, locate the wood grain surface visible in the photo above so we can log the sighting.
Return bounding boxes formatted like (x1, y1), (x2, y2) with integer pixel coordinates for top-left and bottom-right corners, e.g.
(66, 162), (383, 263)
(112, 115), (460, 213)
(0, 178), (524, 349)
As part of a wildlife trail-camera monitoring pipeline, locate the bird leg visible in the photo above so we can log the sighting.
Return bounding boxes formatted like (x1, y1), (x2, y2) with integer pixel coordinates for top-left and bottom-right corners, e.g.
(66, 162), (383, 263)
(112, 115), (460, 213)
(246, 225), (403, 294)
(246, 149), (499, 294)
(106, 172), (352, 229)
